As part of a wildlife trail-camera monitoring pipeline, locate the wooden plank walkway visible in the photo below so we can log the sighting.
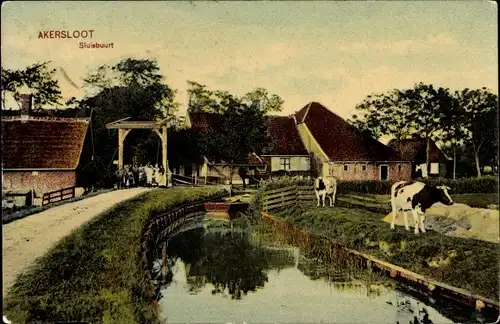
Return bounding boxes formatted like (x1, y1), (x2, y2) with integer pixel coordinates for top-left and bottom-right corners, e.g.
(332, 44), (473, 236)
(262, 211), (500, 314)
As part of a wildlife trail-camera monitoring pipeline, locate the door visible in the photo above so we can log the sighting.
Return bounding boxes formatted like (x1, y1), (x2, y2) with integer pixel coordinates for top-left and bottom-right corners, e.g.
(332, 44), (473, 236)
(380, 165), (389, 181)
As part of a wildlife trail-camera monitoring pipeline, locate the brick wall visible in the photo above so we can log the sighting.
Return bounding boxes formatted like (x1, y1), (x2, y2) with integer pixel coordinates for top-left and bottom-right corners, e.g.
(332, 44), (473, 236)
(329, 162), (412, 181)
(3, 171), (77, 197)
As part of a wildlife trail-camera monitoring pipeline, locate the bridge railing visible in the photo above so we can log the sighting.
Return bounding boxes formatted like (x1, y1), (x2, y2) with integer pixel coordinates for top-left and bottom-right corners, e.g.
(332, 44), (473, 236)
(140, 192), (228, 276)
(262, 185), (315, 211)
(171, 173), (221, 186)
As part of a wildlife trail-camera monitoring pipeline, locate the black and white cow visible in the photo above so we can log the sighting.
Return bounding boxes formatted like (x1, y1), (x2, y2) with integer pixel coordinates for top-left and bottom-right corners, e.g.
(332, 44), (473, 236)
(314, 176), (337, 207)
(390, 180), (454, 234)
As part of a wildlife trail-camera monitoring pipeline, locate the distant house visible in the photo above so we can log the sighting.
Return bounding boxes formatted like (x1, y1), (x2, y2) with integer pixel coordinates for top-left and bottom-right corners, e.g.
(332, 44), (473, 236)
(388, 135), (449, 178)
(1, 95), (89, 205)
(262, 116), (310, 175)
(294, 102), (412, 181)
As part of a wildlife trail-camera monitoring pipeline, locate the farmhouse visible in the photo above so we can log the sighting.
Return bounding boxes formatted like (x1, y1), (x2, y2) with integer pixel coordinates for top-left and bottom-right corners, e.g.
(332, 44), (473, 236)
(261, 116), (310, 175)
(294, 102), (412, 181)
(1, 95), (89, 206)
(184, 102), (413, 183)
(388, 135), (449, 178)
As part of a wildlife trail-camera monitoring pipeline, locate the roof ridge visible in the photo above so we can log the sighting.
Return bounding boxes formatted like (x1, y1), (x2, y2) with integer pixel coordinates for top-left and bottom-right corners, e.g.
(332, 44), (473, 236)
(301, 102), (313, 123)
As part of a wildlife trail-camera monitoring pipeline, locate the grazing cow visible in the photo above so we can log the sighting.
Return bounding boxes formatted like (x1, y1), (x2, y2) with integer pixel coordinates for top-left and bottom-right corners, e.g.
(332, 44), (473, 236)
(314, 176), (337, 207)
(390, 180), (454, 234)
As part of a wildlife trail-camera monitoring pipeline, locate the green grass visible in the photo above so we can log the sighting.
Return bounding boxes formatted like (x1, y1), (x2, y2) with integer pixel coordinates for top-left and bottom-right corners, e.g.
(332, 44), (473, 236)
(3, 187), (225, 324)
(273, 205), (499, 301)
(451, 193), (499, 209)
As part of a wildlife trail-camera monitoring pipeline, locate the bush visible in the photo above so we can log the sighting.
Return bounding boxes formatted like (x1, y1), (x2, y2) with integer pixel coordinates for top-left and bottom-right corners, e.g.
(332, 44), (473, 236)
(3, 187), (226, 324)
(420, 176), (499, 194)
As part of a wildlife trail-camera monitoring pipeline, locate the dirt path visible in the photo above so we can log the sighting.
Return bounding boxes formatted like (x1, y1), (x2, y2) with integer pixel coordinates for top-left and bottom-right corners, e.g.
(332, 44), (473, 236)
(2, 188), (151, 299)
(382, 203), (499, 244)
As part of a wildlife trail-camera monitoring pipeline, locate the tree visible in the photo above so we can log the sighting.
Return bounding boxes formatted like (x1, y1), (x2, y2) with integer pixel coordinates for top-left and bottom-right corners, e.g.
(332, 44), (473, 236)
(404, 83), (456, 166)
(77, 58), (180, 186)
(198, 94), (270, 185)
(456, 88), (498, 177)
(187, 81), (285, 115)
(439, 94), (468, 179)
(186, 80), (220, 113)
(1, 61), (62, 109)
(242, 87), (284, 114)
(349, 89), (414, 154)
(350, 83), (456, 166)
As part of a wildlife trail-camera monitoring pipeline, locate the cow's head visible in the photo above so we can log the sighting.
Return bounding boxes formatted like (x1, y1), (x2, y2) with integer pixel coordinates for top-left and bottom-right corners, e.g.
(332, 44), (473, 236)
(436, 185), (454, 206)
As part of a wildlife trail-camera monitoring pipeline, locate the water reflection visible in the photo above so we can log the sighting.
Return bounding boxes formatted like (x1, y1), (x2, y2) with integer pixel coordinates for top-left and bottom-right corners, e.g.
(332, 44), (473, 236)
(154, 226), (297, 300)
(152, 224), (479, 324)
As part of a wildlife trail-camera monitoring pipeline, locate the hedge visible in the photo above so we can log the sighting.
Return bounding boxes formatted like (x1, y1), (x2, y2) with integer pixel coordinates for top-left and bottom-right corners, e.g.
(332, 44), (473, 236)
(3, 187), (226, 324)
(257, 175), (498, 195)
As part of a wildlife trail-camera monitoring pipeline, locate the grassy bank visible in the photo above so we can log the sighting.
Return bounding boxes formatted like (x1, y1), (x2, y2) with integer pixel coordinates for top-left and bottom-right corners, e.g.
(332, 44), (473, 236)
(3, 187), (225, 324)
(251, 177), (499, 301)
(270, 205), (499, 301)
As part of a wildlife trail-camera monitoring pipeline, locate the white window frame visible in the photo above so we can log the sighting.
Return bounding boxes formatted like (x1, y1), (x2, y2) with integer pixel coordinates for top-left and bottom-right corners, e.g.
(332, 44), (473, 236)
(379, 164), (389, 181)
(280, 157), (291, 170)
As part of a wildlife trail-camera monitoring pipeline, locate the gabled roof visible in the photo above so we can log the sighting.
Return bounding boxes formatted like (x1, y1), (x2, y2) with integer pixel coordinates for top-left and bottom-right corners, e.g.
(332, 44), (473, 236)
(264, 116), (309, 156)
(188, 112), (309, 156)
(388, 136), (448, 163)
(1, 116), (89, 169)
(187, 112), (223, 132)
(296, 102), (402, 162)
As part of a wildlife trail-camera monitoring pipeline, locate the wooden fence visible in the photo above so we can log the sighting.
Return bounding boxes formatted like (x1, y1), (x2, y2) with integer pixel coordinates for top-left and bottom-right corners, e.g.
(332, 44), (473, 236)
(42, 186), (76, 206)
(262, 185), (315, 211)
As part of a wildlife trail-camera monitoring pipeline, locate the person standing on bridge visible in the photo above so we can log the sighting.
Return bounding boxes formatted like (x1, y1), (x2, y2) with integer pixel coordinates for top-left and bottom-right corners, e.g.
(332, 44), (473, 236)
(158, 165), (165, 187)
(145, 163), (154, 187)
(153, 163), (160, 186)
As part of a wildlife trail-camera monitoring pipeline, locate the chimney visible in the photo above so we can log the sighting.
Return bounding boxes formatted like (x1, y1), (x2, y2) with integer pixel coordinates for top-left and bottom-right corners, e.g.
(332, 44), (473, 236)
(19, 94), (33, 116)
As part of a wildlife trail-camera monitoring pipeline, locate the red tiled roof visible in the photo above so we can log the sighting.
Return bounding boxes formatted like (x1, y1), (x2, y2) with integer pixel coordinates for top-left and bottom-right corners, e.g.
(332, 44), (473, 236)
(188, 112), (223, 132)
(264, 116), (309, 156)
(388, 136), (448, 162)
(298, 102), (402, 161)
(1, 117), (89, 169)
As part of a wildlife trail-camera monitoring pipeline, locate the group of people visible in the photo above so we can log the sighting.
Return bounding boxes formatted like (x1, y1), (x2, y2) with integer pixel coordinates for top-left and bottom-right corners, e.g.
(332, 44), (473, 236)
(116, 163), (166, 188)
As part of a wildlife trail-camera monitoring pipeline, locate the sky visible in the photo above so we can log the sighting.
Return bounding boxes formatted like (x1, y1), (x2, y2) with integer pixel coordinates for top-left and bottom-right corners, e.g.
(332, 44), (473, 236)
(1, 1), (498, 121)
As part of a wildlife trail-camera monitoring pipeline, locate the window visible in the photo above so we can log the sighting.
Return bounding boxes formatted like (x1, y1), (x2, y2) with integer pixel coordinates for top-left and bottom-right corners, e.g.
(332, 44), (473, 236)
(362, 165), (367, 171)
(430, 163), (439, 174)
(344, 165), (349, 171)
(280, 157), (291, 170)
(398, 165), (402, 172)
(380, 165), (389, 181)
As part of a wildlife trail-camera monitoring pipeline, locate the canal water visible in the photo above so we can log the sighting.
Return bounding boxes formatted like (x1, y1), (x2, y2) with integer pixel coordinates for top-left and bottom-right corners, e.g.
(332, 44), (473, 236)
(151, 220), (489, 324)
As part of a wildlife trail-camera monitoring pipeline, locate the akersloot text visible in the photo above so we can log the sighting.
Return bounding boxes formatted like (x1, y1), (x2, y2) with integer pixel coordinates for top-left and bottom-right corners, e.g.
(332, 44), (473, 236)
(38, 30), (114, 49)
(38, 30), (95, 39)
